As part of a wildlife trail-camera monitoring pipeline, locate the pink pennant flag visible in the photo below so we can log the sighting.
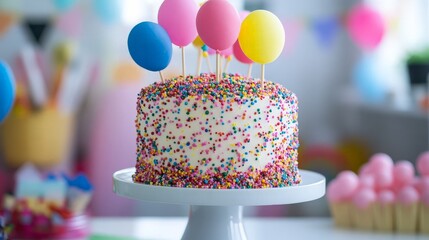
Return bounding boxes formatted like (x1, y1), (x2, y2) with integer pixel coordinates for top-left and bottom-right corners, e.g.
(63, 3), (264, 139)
(56, 6), (83, 38)
(282, 19), (303, 55)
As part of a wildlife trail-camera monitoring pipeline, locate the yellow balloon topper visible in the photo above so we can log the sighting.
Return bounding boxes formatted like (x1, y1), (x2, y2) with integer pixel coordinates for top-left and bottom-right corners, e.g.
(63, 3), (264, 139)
(238, 10), (285, 64)
(192, 35), (204, 48)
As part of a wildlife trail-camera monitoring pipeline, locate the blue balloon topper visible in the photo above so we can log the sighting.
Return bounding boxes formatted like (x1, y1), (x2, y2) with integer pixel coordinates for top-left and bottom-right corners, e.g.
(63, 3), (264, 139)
(0, 61), (15, 123)
(128, 22), (173, 72)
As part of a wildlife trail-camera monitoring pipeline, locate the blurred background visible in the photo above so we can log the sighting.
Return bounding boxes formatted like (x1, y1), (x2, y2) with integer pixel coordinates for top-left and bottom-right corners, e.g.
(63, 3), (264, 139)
(0, 0), (428, 218)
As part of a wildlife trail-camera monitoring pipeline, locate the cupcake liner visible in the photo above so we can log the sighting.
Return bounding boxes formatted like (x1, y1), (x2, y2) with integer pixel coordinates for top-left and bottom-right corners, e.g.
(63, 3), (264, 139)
(395, 202), (418, 233)
(419, 203), (429, 234)
(329, 202), (353, 228)
(374, 202), (394, 232)
(352, 204), (374, 231)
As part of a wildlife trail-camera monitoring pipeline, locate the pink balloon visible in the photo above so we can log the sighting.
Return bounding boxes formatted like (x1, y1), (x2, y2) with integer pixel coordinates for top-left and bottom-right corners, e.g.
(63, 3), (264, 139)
(346, 4), (385, 50)
(417, 151), (429, 176)
(233, 41), (253, 64)
(220, 47), (233, 57)
(196, 0), (240, 51)
(158, 0), (199, 47)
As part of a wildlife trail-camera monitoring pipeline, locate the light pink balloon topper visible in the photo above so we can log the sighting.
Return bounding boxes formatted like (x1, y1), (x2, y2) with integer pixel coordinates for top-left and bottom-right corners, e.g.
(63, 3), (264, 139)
(158, 0), (199, 47)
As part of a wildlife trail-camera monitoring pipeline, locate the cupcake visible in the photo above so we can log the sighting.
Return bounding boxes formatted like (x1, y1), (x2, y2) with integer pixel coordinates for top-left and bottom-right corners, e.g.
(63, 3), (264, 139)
(374, 190), (395, 232)
(352, 188), (376, 230)
(393, 161), (415, 192)
(395, 186), (419, 233)
(417, 151), (429, 176)
(419, 189), (429, 234)
(327, 171), (359, 228)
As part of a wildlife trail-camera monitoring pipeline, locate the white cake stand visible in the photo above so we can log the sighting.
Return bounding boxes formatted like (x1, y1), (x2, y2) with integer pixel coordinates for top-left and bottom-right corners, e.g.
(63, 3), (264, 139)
(113, 168), (325, 240)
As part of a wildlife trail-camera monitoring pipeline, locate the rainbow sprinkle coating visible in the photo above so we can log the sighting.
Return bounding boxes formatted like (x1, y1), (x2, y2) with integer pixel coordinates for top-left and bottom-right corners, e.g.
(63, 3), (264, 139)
(133, 73), (301, 189)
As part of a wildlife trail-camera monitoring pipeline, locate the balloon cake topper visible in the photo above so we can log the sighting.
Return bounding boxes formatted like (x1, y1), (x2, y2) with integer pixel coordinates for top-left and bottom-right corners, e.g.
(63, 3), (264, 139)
(128, 0), (285, 83)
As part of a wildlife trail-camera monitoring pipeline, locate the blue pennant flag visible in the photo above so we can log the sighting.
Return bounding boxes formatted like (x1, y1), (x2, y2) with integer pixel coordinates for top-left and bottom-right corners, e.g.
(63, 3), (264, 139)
(312, 17), (340, 48)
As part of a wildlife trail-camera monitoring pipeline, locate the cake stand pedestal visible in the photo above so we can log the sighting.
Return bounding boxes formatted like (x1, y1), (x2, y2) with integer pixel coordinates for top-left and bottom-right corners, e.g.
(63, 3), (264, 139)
(113, 168), (325, 240)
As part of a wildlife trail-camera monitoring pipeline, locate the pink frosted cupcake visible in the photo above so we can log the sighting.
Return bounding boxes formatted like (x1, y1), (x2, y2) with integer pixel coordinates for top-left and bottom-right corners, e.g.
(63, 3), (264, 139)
(417, 151), (429, 177)
(374, 190), (395, 232)
(393, 161), (415, 192)
(395, 186), (419, 233)
(327, 171), (359, 228)
(352, 187), (376, 230)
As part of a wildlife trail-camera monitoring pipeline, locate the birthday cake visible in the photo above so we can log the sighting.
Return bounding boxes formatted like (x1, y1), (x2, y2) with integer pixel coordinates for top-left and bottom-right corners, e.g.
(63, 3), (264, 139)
(128, 0), (298, 188)
(133, 73), (301, 188)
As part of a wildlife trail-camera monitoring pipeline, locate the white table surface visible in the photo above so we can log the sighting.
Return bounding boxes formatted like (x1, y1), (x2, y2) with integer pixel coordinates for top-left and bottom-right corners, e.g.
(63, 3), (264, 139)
(91, 217), (429, 240)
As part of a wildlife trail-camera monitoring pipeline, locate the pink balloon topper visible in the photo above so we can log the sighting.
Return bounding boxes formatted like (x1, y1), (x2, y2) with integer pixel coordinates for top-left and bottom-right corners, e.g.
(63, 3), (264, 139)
(233, 41), (253, 64)
(196, 0), (241, 51)
(346, 4), (385, 50)
(220, 47), (233, 57)
(158, 0), (199, 47)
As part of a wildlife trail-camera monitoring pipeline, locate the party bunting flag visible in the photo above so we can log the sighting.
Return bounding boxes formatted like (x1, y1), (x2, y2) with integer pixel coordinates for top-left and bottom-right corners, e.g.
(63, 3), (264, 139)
(0, 12), (15, 37)
(312, 16), (340, 48)
(22, 18), (52, 47)
(56, 6), (83, 38)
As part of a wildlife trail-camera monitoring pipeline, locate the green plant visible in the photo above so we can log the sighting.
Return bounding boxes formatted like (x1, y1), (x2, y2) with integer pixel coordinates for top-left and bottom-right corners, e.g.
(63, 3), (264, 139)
(407, 47), (429, 64)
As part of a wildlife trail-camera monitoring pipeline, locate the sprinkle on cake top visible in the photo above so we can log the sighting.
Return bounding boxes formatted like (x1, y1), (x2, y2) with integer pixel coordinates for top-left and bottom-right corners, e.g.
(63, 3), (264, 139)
(138, 73), (296, 105)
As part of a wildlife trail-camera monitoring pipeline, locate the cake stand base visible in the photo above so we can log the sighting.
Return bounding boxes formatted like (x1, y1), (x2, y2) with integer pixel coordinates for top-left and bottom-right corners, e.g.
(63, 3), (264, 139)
(182, 206), (246, 240)
(113, 168), (325, 240)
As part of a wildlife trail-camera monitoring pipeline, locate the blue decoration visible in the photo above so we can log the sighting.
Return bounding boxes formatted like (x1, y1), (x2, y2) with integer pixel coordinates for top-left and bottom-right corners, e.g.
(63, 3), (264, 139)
(128, 22), (173, 72)
(313, 17), (339, 48)
(54, 0), (77, 11)
(0, 61), (15, 123)
(353, 55), (386, 103)
(93, 0), (120, 24)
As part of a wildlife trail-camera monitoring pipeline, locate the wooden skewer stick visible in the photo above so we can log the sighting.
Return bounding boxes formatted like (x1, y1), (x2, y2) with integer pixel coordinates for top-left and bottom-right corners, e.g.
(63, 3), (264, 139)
(223, 57), (231, 74)
(159, 71), (164, 83)
(261, 64), (265, 89)
(205, 54), (212, 73)
(216, 52), (220, 82)
(181, 47), (186, 78)
(247, 64), (253, 79)
(219, 57), (223, 75)
(196, 48), (202, 76)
